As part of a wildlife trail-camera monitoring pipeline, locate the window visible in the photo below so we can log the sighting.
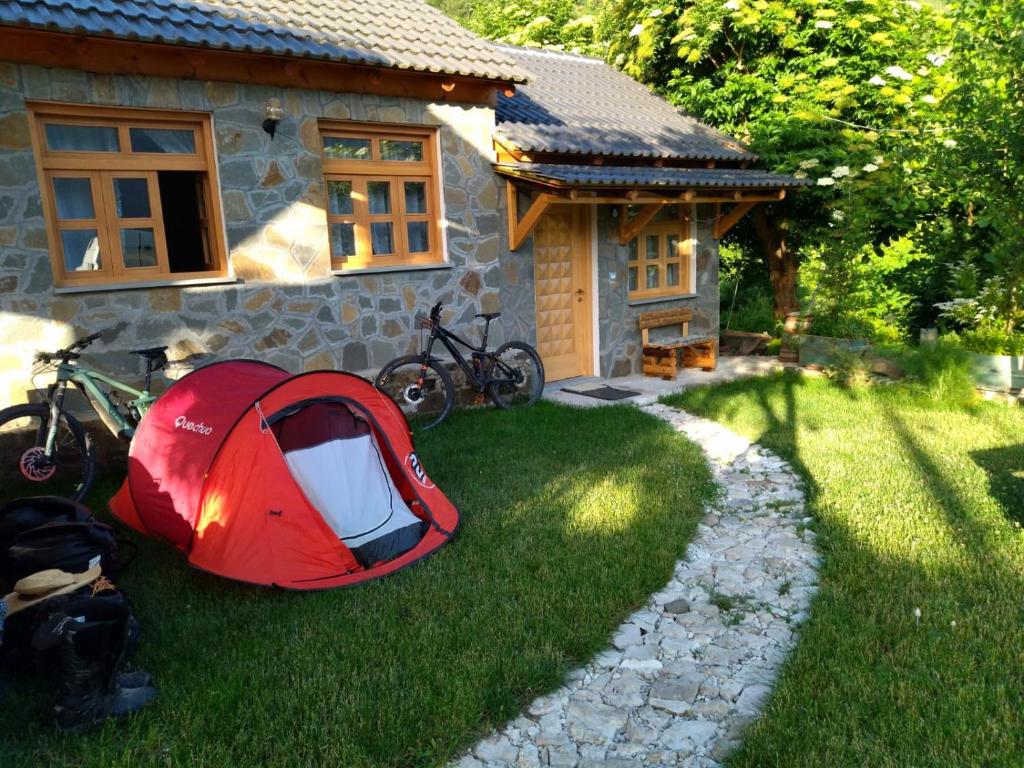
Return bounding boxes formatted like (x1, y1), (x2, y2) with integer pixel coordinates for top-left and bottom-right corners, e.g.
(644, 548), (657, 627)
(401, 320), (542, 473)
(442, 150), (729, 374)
(29, 103), (226, 287)
(320, 122), (443, 271)
(627, 221), (692, 301)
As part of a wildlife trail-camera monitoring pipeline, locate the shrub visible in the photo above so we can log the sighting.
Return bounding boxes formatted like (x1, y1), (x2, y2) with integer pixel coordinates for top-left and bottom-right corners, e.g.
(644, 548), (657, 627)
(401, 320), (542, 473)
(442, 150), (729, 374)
(953, 326), (1024, 356)
(899, 341), (978, 406)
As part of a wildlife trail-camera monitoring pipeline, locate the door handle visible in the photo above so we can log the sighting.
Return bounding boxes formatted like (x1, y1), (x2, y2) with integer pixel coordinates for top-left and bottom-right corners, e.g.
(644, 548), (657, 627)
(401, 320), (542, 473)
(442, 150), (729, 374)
(575, 288), (584, 303)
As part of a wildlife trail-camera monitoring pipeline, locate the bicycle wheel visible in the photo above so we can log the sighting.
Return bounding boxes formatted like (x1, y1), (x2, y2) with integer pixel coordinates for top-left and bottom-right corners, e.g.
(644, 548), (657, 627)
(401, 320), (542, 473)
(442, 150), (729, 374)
(0, 403), (95, 502)
(487, 341), (545, 409)
(374, 356), (455, 431)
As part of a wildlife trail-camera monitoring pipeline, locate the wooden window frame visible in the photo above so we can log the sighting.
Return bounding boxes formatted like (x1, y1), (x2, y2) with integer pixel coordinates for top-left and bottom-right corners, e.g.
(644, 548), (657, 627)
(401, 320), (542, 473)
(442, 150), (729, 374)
(28, 102), (227, 288)
(627, 220), (693, 301)
(320, 121), (444, 271)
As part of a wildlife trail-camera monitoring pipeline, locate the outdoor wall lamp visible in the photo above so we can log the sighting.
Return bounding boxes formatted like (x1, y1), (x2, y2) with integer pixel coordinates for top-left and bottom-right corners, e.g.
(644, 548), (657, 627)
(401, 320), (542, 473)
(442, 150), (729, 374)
(262, 97), (284, 140)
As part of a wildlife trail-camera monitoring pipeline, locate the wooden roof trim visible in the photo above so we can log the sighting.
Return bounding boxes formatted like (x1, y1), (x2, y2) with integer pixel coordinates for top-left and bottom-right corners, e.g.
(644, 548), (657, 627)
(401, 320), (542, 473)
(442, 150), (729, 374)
(0, 27), (508, 104)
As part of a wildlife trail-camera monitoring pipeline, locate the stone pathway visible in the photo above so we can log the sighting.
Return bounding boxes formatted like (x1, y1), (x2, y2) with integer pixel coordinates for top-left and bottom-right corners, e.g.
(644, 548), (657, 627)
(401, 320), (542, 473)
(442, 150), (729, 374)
(453, 403), (819, 768)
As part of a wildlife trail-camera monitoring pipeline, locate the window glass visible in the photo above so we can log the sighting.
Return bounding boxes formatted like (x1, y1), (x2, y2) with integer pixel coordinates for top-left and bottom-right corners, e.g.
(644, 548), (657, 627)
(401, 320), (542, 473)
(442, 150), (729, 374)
(130, 128), (195, 154)
(627, 239), (638, 261)
(367, 181), (391, 215)
(381, 140), (423, 161)
(628, 266), (638, 292)
(113, 178), (151, 218)
(666, 262), (680, 287)
(330, 223), (356, 257)
(404, 181), (427, 214)
(323, 136), (371, 160)
(668, 235), (680, 257)
(371, 222), (394, 255)
(327, 180), (354, 216)
(407, 221), (429, 253)
(120, 228), (157, 268)
(45, 124), (119, 152)
(52, 178), (95, 220)
(646, 234), (659, 261)
(646, 265), (659, 289)
(61, 230), (101, 271)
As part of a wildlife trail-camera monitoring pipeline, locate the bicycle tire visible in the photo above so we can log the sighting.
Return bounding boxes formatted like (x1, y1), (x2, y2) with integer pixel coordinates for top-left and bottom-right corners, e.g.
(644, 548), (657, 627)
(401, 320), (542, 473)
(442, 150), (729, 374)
(487, 341), (546, 410)
(374, 355), (455, 431)
(0, 403), (96, 502)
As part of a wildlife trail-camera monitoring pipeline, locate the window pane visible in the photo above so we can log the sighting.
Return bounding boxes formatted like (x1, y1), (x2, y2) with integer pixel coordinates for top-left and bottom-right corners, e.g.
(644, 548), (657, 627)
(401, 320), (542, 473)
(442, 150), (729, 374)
(113, 178), (151, 218)
(645, 234), (659, 260)
(52, 178), (95, 220)
(628, 266), (638, 292)
(120, 228), (157, 268)
(61, 230), (101, 272)
(627, 239), (638, 262)
(330, 223), (356, 258)
(322, 136), (371, 160)
(407, 221), (429, 253)
(380, 140), (423, 161)
(371, 222), (394, 255)
(404, 182), (427, 214)
(327, 180), (354, 215)
(668, 235), (680, 257)
(130, 127), (195, 154)
(646, 265), (659, 289)
(367, 181), (391, 214)
(45, 123), (119, 152)
(667, 262), (680, 287)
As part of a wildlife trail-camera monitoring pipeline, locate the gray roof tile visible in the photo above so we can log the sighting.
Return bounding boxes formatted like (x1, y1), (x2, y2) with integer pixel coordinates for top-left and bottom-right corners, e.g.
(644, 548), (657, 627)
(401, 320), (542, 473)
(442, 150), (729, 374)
(0, 0), (527, 83)
(494, 163), (810, 190)
(496, 45), (754, 162)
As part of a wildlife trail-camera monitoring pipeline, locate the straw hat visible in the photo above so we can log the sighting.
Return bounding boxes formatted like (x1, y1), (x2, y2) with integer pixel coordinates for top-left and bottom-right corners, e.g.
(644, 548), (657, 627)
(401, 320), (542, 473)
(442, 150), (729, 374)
(3, 565), (102, 616)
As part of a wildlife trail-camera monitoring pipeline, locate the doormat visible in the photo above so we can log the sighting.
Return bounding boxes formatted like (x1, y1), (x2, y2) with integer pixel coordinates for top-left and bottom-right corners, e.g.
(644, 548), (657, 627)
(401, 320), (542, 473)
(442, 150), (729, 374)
(561, 384), (641, 401)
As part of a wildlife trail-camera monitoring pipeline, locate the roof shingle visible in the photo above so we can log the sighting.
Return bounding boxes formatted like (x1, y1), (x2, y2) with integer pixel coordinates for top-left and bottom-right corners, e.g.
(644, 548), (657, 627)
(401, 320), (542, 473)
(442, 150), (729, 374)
(496, 45), (754, 162)
(0, 0), (527, 83)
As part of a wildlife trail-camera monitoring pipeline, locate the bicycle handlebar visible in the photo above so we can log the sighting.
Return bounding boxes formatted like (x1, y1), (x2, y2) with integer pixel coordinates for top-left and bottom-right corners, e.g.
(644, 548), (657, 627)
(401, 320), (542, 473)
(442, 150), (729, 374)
(34, 331), (104, 364)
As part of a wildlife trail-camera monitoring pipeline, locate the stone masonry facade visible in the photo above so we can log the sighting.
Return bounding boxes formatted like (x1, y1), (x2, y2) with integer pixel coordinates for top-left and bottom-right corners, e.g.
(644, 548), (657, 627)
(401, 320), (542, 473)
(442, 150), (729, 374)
(0, 63), (720, 406)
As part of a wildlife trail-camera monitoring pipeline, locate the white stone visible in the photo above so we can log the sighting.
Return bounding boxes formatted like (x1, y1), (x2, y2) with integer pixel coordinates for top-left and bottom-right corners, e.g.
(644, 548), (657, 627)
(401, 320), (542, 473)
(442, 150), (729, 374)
(474, 735), (518, 765)
(566, 698), (629, 744)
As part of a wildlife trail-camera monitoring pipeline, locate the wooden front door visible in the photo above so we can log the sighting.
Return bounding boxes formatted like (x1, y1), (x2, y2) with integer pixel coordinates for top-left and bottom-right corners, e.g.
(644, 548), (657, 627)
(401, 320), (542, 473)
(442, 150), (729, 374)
(533, 206), (593, 381)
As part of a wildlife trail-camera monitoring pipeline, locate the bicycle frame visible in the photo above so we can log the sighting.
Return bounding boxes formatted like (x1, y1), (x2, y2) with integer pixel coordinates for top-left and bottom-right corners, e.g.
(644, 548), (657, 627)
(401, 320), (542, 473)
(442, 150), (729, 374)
(44, 362), (156, 451)
(422, 323), (491, 389)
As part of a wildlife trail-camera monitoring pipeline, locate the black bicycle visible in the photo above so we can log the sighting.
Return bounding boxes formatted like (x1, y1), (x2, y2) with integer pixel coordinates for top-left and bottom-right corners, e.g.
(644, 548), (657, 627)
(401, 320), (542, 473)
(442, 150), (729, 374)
(374, 302), (545, 430)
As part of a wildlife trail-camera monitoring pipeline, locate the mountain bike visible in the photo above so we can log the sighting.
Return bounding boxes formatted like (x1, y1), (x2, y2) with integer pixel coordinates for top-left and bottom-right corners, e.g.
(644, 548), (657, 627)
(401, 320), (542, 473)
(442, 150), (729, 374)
(374, 302), (545, 431)
(0, 332), (169, 501)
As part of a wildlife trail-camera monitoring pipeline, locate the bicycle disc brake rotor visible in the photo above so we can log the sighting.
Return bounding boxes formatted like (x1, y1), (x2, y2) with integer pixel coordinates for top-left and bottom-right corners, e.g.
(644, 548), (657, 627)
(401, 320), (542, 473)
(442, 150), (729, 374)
(20, 447), (56, 481)
(402, 384), (424, 404)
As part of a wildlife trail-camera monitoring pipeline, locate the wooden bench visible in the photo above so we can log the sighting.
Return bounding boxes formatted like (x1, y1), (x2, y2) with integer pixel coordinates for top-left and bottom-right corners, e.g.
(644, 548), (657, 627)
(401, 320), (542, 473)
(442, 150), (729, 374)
(639, 308), (718, 379)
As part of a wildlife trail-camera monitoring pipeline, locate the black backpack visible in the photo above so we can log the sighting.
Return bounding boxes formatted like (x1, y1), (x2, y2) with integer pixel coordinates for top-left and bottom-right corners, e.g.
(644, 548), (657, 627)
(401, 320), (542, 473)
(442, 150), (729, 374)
(2, 521), (120, 591)
(0, 497), (93, 553)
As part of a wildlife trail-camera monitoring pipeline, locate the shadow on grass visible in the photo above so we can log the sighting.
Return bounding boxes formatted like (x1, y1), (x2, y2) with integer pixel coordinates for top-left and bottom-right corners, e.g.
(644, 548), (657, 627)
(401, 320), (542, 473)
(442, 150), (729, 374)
(971, 443), (1024, 526)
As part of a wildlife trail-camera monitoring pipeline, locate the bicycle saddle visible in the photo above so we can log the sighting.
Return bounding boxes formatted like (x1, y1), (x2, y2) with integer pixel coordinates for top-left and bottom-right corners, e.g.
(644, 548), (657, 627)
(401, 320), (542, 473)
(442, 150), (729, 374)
(475, 312), (501, 321)
(130, 346), (168, 359)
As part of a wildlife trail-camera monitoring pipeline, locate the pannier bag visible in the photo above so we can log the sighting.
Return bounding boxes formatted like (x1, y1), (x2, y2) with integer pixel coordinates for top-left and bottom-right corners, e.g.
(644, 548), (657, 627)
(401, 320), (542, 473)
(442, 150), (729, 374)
(0, 497), (92, 553)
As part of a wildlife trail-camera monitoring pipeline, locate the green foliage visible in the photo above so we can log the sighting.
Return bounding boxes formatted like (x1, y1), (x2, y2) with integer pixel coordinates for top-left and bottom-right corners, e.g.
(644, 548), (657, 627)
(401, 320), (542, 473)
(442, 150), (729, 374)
(451, 0), (605, 52)
(722, 282), (777, 334)
(898, 339), (978, 404)
(945, 327), (1024, 357)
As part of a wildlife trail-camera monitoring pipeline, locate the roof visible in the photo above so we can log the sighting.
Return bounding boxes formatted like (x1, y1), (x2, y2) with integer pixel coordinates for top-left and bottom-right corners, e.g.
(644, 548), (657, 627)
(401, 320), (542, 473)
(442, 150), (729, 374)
(495, 45), (755, 162)
(0, 0), (527, 83)
(494, 163), (810, 190)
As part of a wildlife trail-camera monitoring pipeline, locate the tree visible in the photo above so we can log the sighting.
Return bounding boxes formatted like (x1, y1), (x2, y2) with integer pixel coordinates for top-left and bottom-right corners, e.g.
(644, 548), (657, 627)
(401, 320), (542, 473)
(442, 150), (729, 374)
(601, 0), (953, 319)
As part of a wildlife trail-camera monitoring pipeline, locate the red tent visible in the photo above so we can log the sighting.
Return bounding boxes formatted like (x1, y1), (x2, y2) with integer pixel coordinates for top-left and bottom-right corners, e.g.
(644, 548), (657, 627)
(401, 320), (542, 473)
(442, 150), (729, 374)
(109, 361), (458, 589)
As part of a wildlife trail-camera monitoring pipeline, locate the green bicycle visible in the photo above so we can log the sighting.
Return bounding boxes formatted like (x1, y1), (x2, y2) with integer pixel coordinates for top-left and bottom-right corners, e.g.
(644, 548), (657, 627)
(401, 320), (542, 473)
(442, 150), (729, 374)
(0, 331), (168, 501)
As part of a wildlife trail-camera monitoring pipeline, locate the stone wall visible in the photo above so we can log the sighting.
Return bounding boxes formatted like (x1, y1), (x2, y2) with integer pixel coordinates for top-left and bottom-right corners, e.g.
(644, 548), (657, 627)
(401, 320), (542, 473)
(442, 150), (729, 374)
(0, 64), (515, 406)
(596, 204), (719, 378)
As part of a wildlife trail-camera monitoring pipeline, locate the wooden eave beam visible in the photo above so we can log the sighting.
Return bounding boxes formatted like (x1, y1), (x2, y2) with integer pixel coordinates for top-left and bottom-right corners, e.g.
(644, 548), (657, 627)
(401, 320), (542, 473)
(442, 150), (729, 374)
(506, 183), (555, 251)
(618, 203), (664, 245)
(0, 27), (508, 103)
(714, 201), (757, 239)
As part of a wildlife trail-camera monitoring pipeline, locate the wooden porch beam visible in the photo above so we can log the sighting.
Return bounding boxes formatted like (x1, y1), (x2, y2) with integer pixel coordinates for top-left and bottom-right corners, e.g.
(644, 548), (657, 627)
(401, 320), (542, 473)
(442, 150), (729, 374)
(507, 183), (555, 251)
(714, 201), (756, 239)
(618, 203), (664, 245)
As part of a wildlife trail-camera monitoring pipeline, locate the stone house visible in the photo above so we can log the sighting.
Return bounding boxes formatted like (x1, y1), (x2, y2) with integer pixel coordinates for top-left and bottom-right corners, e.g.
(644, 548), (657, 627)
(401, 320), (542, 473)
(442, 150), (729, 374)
(0, 0), (801, 406)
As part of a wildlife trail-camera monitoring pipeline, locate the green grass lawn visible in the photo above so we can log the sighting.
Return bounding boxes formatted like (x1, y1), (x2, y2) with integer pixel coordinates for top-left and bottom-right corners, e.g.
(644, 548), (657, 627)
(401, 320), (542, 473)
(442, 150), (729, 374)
(0, 401), (712, 768)
(665, 373), (1024, 767)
